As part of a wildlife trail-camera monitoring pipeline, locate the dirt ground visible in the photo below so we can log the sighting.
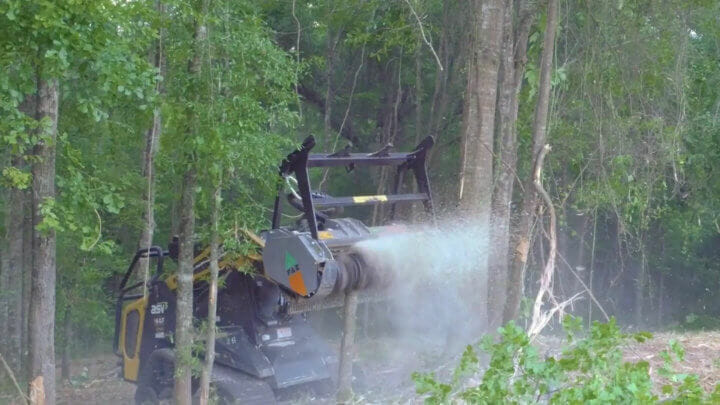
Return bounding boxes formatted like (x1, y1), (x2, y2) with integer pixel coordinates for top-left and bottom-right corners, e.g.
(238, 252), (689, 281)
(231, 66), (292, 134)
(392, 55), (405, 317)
(57, 356), (134, 405)
(622, 331), (720, 392)
(43, 331), (720, 404)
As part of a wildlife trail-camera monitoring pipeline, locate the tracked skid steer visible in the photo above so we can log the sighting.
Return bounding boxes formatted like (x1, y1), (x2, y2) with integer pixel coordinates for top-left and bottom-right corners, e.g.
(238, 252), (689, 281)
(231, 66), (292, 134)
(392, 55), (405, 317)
(114, 135), (434, 404)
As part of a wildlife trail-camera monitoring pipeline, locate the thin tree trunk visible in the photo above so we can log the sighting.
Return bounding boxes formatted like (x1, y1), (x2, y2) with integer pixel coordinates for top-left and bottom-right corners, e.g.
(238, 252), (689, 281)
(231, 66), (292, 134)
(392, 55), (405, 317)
(427, 0), (449, 139)
(635, 247), (646, 326)
(173, 168), (197, 405)
(573, 212), (588, 294)
(457, 0), (506, 329)
(29, 77), (59, 405)
(324, 26), (341, 144)
(657, 271), (664, 326)
(415, 37), (423, 147)
(61, 308), (71, 382)
(199, 183), (221, 405)
(138, 0), (164, 294)
(337, 290), (358, 403)
(174, 1), (209, 402)
(408, 36), (424, 221)
(504, 0), (559, 323)
(587, 210), (597, 327)
(22, 190), (32, 379)
(2, 155), (25, 374)
(372, 60), (402, 226)
(527, 145), (558, 338)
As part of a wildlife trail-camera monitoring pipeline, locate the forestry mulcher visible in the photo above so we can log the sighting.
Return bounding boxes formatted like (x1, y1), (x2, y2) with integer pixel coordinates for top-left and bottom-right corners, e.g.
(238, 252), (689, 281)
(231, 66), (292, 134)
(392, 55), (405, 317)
(114, 135), (434, 403)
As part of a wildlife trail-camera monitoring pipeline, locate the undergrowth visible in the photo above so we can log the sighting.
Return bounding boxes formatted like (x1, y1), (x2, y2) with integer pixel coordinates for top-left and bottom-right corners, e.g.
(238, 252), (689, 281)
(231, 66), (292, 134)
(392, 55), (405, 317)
(412, 317), (720, 404)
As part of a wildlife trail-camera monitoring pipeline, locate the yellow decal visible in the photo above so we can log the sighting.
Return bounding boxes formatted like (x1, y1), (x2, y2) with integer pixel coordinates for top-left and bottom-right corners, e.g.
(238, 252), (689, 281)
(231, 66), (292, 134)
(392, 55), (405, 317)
(353, 195), (388, 203)
(318, 231), (334, 239)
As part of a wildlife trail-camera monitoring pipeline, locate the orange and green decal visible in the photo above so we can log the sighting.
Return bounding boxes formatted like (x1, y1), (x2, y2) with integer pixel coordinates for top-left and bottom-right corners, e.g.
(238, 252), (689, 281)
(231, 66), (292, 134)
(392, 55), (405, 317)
(285, 252), (308, 296)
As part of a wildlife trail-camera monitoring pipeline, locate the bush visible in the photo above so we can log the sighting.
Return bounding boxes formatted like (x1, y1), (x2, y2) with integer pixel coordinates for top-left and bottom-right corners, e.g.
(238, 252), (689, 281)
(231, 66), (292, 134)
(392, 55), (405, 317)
(412, 317), (720, 404)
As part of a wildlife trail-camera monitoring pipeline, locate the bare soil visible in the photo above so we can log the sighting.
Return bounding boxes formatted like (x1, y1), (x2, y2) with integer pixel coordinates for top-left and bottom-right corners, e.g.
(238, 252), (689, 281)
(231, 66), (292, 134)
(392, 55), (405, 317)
(623, 331), (720, 392)
(39, 331), (720, 404)
(58, 355), (134, 405)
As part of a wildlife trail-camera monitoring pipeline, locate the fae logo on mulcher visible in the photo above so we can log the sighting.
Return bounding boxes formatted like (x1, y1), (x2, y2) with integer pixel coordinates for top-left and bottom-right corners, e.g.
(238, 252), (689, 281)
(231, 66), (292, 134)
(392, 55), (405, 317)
(285, 252), (300, 275)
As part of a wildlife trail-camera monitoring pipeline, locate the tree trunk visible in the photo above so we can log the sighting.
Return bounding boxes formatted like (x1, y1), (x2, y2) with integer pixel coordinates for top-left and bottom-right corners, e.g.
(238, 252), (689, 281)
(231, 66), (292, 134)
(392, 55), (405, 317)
(324, 25), (340, 144)
(457, 0), (506, 329)
(635, 247), (646, 326)
(22, 190), (32, 379)
(408, 35), (424, 221)
(173, 168), (197, 405)
(337, 290), (358, 403)
(29, 77), (59, 405)
(174, 1), (208, 402)
(487, 0), (534, 328)
(504, 0), (559, 323)
(61, 308), (71, 382)
(2, 155), (25, 374)
(138, 0), (164, 294)
(199, 184), (221, 405)
(427, 0), (449, 140)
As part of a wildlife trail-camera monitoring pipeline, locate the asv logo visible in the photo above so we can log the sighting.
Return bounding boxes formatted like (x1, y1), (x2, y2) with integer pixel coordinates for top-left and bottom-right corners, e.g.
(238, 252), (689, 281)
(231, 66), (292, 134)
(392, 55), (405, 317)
(150, 302), (168, 315)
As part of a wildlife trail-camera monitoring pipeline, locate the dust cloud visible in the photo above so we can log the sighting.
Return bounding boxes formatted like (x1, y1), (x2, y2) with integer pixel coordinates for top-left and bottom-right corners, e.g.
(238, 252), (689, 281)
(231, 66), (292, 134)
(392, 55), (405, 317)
(349, 218), (491, 378)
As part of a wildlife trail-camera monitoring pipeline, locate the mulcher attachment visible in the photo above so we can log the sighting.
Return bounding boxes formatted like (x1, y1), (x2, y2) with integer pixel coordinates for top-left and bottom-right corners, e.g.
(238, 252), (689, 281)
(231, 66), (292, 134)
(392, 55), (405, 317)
(263, 135), (435, 301)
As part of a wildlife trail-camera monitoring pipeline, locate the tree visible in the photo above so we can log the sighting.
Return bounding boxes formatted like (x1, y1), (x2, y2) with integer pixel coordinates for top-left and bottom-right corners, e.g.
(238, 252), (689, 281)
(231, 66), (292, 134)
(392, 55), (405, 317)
(29, 77), (59, 404)
(504, 0), (559, 323)
(138, 0), (165, 294)
(1, 1), (155, 401)
(457, 0), (506, 327)
(173, 1), (211, 401)
(486, 0), (535, 328)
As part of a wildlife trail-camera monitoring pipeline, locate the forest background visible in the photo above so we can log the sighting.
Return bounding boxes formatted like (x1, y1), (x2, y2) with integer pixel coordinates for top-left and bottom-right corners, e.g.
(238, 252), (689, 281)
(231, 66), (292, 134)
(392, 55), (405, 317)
(2, 0), (720, 403)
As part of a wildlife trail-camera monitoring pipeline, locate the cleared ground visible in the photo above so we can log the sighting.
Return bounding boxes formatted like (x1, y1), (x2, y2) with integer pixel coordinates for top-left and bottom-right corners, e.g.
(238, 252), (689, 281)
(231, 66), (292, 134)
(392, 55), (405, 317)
(47, 331), (720, 404)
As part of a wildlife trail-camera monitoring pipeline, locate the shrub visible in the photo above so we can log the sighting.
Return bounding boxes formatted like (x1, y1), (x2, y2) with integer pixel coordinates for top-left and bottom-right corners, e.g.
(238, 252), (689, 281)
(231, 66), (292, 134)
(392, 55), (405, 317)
(412, 317), (720, 404)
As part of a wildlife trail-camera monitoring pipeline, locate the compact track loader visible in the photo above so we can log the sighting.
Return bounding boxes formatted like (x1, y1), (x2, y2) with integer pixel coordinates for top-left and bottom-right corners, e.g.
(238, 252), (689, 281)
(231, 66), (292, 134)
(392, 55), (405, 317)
(114, 135), (434, 404)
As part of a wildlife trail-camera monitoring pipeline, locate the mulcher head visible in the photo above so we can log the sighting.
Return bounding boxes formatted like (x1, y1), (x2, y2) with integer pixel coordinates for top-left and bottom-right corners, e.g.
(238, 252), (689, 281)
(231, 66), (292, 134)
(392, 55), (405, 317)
(262, 136), (434, 306)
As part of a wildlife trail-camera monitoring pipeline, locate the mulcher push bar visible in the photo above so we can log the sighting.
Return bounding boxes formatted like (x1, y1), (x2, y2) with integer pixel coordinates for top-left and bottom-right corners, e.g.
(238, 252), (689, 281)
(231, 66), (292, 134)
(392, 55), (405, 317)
(272, 135), (435, 239)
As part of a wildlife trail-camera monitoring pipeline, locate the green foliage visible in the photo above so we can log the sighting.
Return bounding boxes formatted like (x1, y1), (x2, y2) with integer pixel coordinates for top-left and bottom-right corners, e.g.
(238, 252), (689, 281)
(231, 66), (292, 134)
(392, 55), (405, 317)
(675, 313), (720, 332)
(413, 318), (720, 404)
(1, 166), (31, 189)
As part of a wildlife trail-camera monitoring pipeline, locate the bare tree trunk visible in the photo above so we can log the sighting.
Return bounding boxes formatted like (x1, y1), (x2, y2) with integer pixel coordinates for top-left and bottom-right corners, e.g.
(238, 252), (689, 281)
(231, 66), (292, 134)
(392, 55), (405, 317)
(173, 168), (197, 405)
(138, 0), (164, 293)
(29, 77), (59, 405)
(657, 271), (664, 326)
(427, 0), (449, 140)
(407, 36), (424, 221)
(487, 0), (535, 328)
(2, 155), (25, 374)
(635, 247), (646, 326)
(22, 191), (32, 379)
(527, 145), (560, 338)
(457, 0), (506, 329)
(61, 308), (71, 382)
(337, 290), (358, 403)
(372, 60), (402, 226)
(571, 212), (588, 294)
(324, 25), (341, 144)
(504, 0), (559, 323)
(199, 183), (221, 405)
(174, 1), (209, 402)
